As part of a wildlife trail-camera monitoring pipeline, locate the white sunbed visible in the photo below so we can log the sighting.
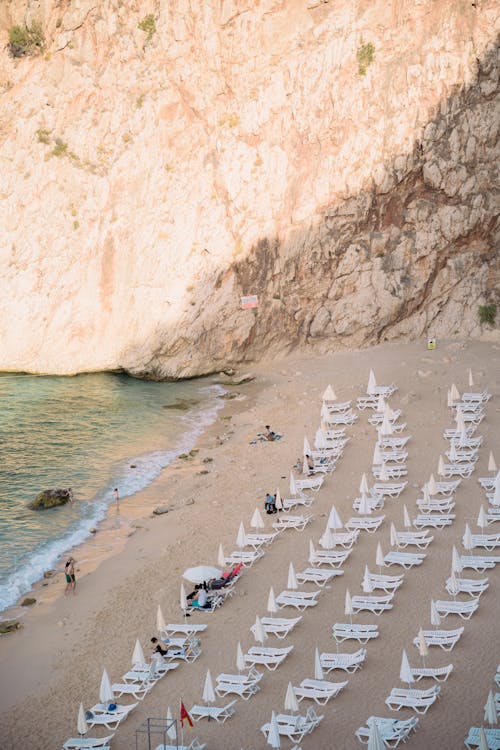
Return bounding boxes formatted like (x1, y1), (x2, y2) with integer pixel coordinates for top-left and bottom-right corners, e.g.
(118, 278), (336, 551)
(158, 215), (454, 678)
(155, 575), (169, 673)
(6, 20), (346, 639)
(378, 436), (411, 449)
(223, 549), (264, 567)
(370, 482), (407, 499)
(384, 551), (426, 569)
(353, 495), (385, 512)
(410, 664), (453, 682)
(63, 737), (115, 750)
(356, 395), (380, 410)
(123, 660), (180, 680)
(244, 645), (293, 671)
(444, 426), (477, 440)
(333, 623), (379, 644)
(252, 615), (302, 639)
(445, 448), (479, 463)
(89, 702), (137, 718)
(320, 530), (359, 549)
(445, 576), (489, 597)
(323, 400), (352, 413)
(111, 678), (155, 700)
(273, 514), (314, 532)
(296, 567), (344, 587)
(434, 598), (479, 620)
(466, 533), (500, 552)
(309, 546), (351, 568)
(351, 593), (394, 615)
(377, 450), (408, 465)
(293, 677), (348, 705)
(412, 627), (464, 651)
(154, 739), (205, 750)
(356, 716), (419, 746)
(163, 623), (207, 637)
(282, 495), (314, 511)
(364, 571), (404, 593)
(261, 708), (323, 743)
(85, 709), (131, 731)
(368, 409), (402, 426)
(416, 497), (455, 513)
(346, 516), (385, 533)
(372, 465), (408, 480)
(479, 476), (496, 490)
(441, 462), (476, 478)
(455, 410), (484, 425)
(392, 530), (433, 549)
(215, 667), (263, 699)
(276, 590), (320, 611)
(320, 648), (367, 673)
(244, 531), (280, 548)
(413, 514), (455, 529)
(385, 686), (440, 714)
(293, 476), (324, 493)
(465, 727), (500, 750)
(459, 554), (500, 572)
(189, 700), (237, 723)
(324, 410), (358, 426)
(432, 479), (461, 495)
(462, 390), (491, 402)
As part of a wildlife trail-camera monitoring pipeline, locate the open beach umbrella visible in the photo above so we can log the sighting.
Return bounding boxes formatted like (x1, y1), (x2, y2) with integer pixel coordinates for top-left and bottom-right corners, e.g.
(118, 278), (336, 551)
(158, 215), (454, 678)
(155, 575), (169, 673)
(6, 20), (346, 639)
(450, 382), (460, 402)
(344, 588), (353, 624)
(376, 542), (385, 573)
(362, 566), (374, 594)
(488, 452), (497, 474)
(180, 583), (188, 615)
(284, 682), (299, 713)
(358, 491), (372, 517)
(403, 505), (411, 529)
(390, 523), (398, 548)
(217, 544), (225, 568)
(430, 600), (441, 629)
(428, 474), (438, 495)
(267, 711), (281, 749)
(253, 615), (268, 645)
(379, 463), (389, 482)
(320, 523), (335, 550)
(314, 647), (324, 681)
(417, 627), (428, 666)
(77, 703), (87, 736)
(99, 668), (114, 705)
(452, 545), (463, 574)
(328, 504), (343, 530)
(250, 507), (265, 530)
(236, 522), (247, 548)
(477, 506), (488, 534)
(322, 384), (337, 402)
(367, 369), (377, 395)
(166, 706), (177, 741)
(437, 455), (445, 477)
(373, 443), (383, 465)
(275, 489), (283, 511)
(287, 562), (298, 591)
(202, 669), (216, 704)
(183, 566), (221, 584)
(132, 638), (145, 667)
(463, 523), (474, 554)
(290, 472), (298, 497)
(400, 649), (414, 687)
(484, 690), (498, 725)
(359, 473), (369, 494)
(267, 586), (279, 616)
(156, 604), (166, 634)
(468, 369), (474, 388)
(477, 728), (489, 750)
(367, 722), (385, 750)
(236, 641), (245, 673)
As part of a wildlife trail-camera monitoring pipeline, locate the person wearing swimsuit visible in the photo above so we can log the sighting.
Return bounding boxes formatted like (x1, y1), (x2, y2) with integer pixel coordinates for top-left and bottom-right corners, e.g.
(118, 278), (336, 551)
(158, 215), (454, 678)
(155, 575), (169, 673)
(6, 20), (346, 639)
(64, 557), (76, 595)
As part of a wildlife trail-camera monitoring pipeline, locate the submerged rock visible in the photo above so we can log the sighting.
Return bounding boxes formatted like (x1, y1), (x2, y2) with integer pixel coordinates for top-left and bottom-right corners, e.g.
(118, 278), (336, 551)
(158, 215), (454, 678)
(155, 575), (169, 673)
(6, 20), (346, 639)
(29, 489), (72, 510)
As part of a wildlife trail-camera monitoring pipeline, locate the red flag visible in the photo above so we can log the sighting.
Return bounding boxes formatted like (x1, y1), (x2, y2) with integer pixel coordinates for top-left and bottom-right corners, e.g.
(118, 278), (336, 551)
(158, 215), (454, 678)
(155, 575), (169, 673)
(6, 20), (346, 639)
(180, 700), (193, 729)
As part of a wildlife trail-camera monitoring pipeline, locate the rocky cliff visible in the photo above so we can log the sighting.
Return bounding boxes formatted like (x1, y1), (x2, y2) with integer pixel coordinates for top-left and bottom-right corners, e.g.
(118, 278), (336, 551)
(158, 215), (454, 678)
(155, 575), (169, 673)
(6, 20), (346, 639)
(0, 0), (498, 378)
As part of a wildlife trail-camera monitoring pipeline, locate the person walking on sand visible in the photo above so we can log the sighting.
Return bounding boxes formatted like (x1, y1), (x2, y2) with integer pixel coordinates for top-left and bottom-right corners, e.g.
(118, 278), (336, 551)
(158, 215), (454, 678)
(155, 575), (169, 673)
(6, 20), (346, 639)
(64, 557), (76, 595)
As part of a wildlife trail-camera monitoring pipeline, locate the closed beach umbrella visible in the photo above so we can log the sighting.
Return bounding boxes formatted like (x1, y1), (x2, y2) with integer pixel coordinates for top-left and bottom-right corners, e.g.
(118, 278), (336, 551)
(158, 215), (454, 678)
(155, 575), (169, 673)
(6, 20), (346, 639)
(303, 436), (312, 457)
(166, 706), (177, 741)
(484, 690), (498, 725)
(380, 415), (394, 435)
(403, 505), (411, 529)
(463, 523), (474, 553)
(430, 600), (441, 628)
(287, 562), (298, 591)
(284, 682), (299, 713)
(358, 491), (372, 517)
(217, 543), (225, 568)
(267, 711), (281, 749)
(236, 641), (245, 673)
(447, 389), (453, 408)
(468, 369), (474, 388)
(417, 627), (428, 666)
(156, 604), (166, 634)
(328, 504), (343, 530)
(77, 703), (87, 736)
(456, 410), (466, 432)
(315, 428), (329, 450)
(367, 369), (377, 395)
(362, 566), (374, 593)
(345, 588), (353, 624)
(428, 474), (438, 495)
(477, 506), (488, 533)
(379, 463), (389, 482)
(390, 523), (398, 548)
(449, 442), (458, 463)
(448, 571), (460, 599)
(320, 523), (335, 550)
(275, 489), (283, 511)
(236, 522), (247, 548)
(132, 638), (145, 667)
(400, 649), (414, 686)
(314, 647), (324, 681)
(438, 455), (445, 477)
(267, 586), (278, 615)
(477, 728), (489, 750)
(488, 452), (497, 474)
(308, 539), (316, 563)
(367, 722), (385, 750)
(359, 473), (369, 494)
(450, 383), (460, 402)
(377, 395), (386, 413)
(458, 427), (469, 447)
(253, 615), (268, 645)
(202, 669), (216, 704)
(290, 472), (298, 496)
(492, 477), (500, 507)
(322, 384), (337, 402)
(250, 507), (265, 530)
(452, 545), (463, 574)
(99, 668), (114, 704)
(373, 444), (382, 465)
(376, 542), (385, 572)
(422, 482), (430, 503)
(180, 583), (188, 614)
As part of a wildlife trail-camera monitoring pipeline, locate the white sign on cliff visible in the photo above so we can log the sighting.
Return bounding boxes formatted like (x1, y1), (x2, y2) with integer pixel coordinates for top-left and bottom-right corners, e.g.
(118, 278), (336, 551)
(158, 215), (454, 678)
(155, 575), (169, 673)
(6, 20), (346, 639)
(241, 295), (259, 309)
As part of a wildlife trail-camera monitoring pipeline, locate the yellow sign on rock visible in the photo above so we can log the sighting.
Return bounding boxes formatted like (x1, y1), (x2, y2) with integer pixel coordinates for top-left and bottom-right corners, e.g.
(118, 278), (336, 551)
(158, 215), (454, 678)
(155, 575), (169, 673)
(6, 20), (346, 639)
(427, 338), (436, 350)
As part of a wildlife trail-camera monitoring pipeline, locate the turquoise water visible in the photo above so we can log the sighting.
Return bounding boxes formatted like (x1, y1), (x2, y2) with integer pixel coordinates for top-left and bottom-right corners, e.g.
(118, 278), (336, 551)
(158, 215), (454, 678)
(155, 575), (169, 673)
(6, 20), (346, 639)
(0, 372), (223, 612)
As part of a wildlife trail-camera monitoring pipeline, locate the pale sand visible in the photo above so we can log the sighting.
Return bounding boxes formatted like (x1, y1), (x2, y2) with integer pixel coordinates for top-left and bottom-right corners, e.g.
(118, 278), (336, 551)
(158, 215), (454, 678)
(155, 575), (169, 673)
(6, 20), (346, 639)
(0, 339), (499, 750)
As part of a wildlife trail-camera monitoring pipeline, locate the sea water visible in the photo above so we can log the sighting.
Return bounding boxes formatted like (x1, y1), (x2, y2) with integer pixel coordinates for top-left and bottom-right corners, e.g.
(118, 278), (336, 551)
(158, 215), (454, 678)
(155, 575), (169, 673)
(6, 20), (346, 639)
(0, 372), (224, 613)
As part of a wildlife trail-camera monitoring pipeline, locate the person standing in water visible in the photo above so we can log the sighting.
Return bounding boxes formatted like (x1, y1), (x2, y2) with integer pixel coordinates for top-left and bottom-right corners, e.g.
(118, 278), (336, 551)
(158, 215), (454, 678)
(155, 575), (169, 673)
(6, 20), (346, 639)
(113, 488), (119, 506)
(64, 558), (76, 595)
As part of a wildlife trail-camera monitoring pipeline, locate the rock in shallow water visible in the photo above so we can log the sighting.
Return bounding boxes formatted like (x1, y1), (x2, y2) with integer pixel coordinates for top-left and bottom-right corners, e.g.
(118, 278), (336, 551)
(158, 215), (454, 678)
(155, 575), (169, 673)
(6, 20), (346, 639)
(28, 489), (72, 510)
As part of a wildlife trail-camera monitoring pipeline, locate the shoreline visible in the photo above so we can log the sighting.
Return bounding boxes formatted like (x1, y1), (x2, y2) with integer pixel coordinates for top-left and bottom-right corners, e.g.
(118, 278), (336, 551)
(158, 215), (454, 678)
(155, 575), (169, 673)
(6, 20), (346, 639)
(0, 338), (499, 750)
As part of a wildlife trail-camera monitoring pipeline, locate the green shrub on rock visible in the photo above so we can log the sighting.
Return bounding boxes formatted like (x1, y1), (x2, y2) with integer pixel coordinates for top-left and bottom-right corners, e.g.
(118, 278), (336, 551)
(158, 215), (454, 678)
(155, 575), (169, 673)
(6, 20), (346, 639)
(8, 22), (45, 58)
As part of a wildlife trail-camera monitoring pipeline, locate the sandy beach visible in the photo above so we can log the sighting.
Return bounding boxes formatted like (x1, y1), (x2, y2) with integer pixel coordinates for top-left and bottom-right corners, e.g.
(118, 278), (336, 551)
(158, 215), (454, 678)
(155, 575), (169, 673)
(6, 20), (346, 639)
(0, 338), (499, 750)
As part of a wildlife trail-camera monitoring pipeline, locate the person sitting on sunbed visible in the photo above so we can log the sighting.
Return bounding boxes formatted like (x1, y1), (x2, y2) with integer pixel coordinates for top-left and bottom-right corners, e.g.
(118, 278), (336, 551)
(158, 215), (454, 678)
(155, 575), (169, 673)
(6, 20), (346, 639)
(305, 454), (315, 475)
(264, 492), (277, 514)
(263, 425), (276, 441)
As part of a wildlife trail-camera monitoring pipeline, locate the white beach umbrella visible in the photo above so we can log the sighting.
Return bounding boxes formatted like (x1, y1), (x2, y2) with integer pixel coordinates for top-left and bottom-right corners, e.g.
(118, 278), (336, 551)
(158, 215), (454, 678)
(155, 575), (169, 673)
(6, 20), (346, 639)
(448, 570), (460, 599)
(437, 455), (445, 477)
(458, 427), (469, 448)
(166, 706), (177, 741)
(488, 452), (497, 474)
(477, 727), (489, 750)
(250, 507), (265, 530)
(320, 523), (335, 550)
(358, 491), (373, 517)
(452, 545), (463, 574)
(403, 505), (411, 529)
(180, 583), (188, 614)
(217, 543), (225, 568)
(328, 504), (343, 530)
(267, 711), (281, 749)
(468, 369), (474, 388)
(314, 647), (324, 681)
(450, 382), (460, 402)
(359, 473), (369, 494)
(344, 588), (353, 623)
(287, 562), (298, 591)
(183, 566), (221, 583)
(290, 472), (298, 496)
(202, 669), (216, 704)
(446, 389), (453, 408)
(463, 523), (474, 553)
(449, 442), (458, 463)
(132, 638), (145, 667)
(417, 627), (428, 666)
(373, 443), (383, 465)
(275, 489), (283, 511)
(156, 604), (166, 634)
(430, 600), (441, 628)
(236, 522), (247, 548)
(428, 474), (438, 495)
(477, 506), (488, 533)
(456, 410), (466, 432)
(267, 586), (279, 615)
(303, 436), (312, 457)
(236, 641), (245, 673)
(253, 615), (268, 645)
(492, 474), (500, 508)
(362, 566), (374, 594)
(367, 369), (377, 395)
(315, 428), (329, 450)
(385, 403), (397, 421)
(99, 668), (114, 705)
(376, 542), (385, 572)
(379, 463), (389, 482)
(320, 402), (330, 422)
(367, 722), (385, 750)
(322, 384), (337, 402)
(284, 682), (299, 713)
(399, 649), (414, 687)
(376, 395), (386, 413)
(422, 483), (431, 503)
(484, 690), (498, 726)
(77, 703), (87, 736)
(380, 415), (394, 436)
(308, 539), (316, 563)
(390, 523), (398, 548)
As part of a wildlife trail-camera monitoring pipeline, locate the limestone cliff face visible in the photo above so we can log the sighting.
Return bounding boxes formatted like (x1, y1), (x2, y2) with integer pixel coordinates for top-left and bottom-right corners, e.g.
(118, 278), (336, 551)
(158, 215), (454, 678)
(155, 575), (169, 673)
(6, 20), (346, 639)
(0, 0), (498, 377)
